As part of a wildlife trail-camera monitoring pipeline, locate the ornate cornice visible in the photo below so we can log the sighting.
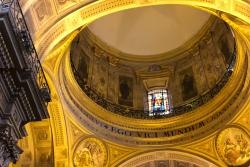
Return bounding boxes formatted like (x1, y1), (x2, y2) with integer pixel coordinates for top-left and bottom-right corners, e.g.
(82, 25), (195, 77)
(58, 27), (249, 147)
(34, 0), (250, 62)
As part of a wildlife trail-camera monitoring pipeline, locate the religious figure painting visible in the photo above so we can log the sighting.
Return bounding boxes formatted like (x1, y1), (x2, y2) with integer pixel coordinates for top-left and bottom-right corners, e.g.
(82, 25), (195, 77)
(75, 53), (89, 84)
(118, 76), (133, 106)
(179, 67), (198, 101)
(218, 35), (233, 65)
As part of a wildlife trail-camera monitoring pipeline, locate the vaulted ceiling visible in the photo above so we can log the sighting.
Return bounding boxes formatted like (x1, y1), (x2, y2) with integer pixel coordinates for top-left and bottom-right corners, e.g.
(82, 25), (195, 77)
(88, 5), (210, 55)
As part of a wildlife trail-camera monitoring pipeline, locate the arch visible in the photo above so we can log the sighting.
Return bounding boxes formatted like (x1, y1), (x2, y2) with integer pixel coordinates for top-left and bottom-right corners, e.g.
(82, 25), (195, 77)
(117, 150), (219, 167)
(19, 1), (250, 167)
(42, 68), (70, 166)
(32, 0), (250, 62)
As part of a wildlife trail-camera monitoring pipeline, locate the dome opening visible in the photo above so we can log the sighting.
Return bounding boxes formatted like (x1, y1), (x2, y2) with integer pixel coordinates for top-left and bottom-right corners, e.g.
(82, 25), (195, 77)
(70, 5), (236, 119)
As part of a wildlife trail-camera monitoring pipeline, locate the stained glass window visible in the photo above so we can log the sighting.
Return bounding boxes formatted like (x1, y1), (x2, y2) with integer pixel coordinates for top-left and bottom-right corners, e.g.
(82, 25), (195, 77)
(147, 89), (171, 116)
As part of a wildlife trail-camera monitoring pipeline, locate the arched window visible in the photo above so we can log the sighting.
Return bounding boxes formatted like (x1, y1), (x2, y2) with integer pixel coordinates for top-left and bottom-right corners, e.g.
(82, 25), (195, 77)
(147, 89), (171, 116)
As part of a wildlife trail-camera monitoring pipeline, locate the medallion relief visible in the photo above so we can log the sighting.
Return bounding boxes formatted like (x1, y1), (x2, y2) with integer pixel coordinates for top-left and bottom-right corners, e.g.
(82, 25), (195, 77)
(73, 137), (108, 167)
(216, 126), (250, 166)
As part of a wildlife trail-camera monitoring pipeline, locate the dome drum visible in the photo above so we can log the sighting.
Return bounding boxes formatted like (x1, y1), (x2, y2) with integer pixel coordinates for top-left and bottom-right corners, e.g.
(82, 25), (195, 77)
(58, 13), (249, 146)
(70, 17), (236, 119)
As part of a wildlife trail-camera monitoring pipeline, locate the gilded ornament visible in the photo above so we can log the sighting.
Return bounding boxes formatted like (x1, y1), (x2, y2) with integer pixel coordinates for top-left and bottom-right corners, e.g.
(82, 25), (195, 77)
(216, 127), (250, 166)
(73, 138), (108, 167)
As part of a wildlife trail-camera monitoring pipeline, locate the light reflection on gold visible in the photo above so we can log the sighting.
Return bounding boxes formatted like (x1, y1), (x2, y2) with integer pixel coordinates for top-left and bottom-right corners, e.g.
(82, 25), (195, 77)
(12, 0), (250, 167)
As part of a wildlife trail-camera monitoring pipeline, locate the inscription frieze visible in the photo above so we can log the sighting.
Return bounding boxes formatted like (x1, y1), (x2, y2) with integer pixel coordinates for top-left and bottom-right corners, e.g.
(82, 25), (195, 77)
(65, 84), (226, 141)
(61, 56), (247, 145)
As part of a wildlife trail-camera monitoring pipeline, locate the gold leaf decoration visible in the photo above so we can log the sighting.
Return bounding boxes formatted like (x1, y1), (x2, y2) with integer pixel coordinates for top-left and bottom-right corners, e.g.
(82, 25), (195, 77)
(216, 127), (250, 166)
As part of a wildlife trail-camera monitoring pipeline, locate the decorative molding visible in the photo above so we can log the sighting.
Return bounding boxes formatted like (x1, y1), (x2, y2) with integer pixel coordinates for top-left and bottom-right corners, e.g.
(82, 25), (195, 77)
(108, 144), (135, 165)
(70, 31), (237, 119)
(118, 150), (218, 167)
(31, 0), (250, 62)
(49, 102), (64, 146)
(69, 121), (88, 144)
(238, 109), (250, 131)
(186, 137), (218, 160)
(54, 29), (250, 150)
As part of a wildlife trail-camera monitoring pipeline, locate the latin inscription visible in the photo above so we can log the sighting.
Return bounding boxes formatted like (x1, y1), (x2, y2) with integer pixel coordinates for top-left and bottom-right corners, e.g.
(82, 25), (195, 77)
(86, 109), (224, 138)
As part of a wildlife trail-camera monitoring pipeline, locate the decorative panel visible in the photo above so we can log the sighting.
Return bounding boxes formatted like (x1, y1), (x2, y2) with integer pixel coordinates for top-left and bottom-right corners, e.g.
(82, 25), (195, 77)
(216, 126), (250, 166)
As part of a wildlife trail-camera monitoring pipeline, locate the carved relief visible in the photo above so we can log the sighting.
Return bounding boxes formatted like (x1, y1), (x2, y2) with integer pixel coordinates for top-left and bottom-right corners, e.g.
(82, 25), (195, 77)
(216, 127), (250, 166)
(54, 0), (78, 13)
(37, 129), (49, 141)
(33, 127), (51, 147)
(55, 0), (96, 14)
(73, 137), (108, 167)
(36, 148), (52, 167)
(33, 0), (54, 24)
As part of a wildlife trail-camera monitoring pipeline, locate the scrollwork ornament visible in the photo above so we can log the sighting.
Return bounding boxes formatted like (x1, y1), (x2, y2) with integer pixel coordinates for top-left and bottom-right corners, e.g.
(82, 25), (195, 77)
(0, 125), (22, 167)
(216, 126), (250, 166)
(73, 137), (108, 167)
